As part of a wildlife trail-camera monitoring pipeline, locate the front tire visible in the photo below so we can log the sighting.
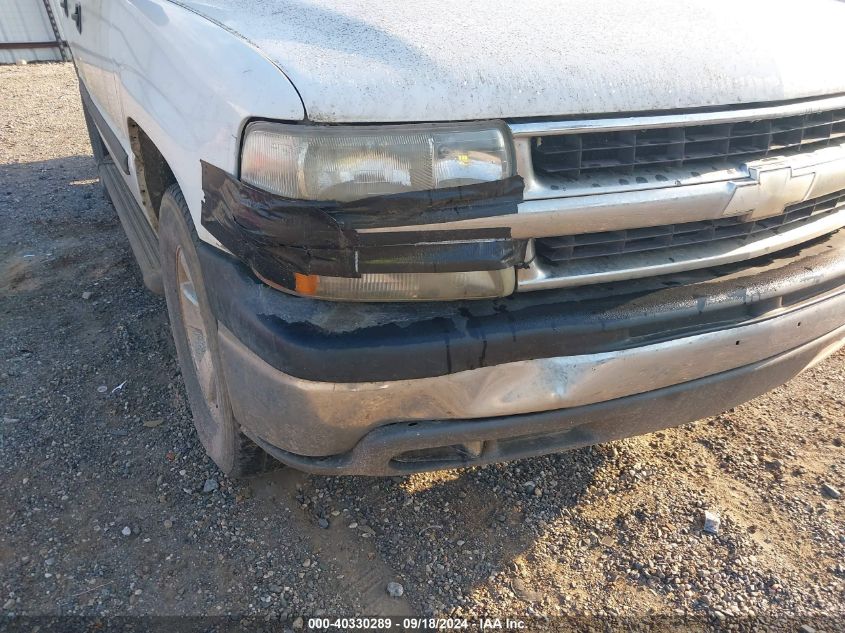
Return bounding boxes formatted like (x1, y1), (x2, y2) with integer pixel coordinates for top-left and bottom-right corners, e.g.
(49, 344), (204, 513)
(159, 184), (272, 477)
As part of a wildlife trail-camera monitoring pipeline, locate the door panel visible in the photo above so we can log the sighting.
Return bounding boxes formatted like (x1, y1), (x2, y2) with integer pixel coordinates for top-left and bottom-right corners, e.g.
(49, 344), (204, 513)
(61, 0), (125, 147)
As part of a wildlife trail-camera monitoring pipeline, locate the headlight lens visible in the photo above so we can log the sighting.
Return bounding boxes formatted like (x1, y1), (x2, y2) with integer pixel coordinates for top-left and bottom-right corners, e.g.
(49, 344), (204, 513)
(240, 121), (514, 202)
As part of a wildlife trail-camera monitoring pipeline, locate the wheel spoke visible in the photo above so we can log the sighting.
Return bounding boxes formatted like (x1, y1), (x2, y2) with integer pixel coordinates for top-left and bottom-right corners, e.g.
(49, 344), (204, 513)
(179, 281), (204, 334)
(175, 248), (223, 428)
(196, 349), (217, 407)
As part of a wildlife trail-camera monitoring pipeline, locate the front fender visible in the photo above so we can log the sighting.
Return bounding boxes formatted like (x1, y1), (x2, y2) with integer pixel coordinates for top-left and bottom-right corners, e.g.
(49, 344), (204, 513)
(108, 0), (306, 245)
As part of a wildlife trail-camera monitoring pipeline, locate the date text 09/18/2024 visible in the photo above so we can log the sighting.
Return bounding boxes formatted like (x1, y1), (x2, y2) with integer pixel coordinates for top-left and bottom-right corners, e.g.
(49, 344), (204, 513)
(307, 617), (528, 630)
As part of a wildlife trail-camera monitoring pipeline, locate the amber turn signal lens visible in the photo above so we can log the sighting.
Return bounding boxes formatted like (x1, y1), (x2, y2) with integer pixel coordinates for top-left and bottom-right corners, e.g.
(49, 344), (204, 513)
(294, 273), (319, 295)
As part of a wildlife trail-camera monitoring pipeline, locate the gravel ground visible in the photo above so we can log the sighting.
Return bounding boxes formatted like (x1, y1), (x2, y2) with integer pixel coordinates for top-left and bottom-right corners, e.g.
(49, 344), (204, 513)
(1, 63), (844, 631)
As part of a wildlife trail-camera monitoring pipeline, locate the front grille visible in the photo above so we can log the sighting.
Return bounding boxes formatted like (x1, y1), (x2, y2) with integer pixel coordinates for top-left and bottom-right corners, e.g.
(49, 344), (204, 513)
(532, 109), (845, 180)
(535, 190), (845, 265)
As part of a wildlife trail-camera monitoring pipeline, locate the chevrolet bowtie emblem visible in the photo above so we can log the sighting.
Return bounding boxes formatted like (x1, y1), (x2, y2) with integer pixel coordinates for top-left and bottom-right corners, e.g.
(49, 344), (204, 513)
(722, 159), (816, 220)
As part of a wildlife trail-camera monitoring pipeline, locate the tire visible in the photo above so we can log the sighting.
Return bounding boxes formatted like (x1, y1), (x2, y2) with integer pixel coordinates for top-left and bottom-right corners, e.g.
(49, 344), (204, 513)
(159, 184), (274, 477)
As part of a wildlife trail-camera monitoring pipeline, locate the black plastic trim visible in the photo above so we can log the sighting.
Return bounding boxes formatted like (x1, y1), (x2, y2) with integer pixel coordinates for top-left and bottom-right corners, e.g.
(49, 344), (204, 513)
(99, 160), (162, 294)
(200, 161), (526, 286)
(198, 229), (845, 382)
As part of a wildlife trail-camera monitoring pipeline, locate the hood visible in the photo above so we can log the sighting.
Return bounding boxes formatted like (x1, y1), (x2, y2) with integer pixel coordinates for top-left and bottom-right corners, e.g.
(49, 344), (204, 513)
(173, 0), (845, 123)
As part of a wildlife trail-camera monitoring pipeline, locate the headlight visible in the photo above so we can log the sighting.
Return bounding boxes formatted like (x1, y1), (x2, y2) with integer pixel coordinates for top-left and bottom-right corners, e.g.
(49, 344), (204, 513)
(232, 121), (521, 301)
(240, 121), (515, 202)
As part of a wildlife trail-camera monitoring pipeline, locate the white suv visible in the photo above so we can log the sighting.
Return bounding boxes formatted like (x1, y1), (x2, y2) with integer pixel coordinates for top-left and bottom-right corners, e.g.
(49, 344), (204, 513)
(62, 0), (845, 475)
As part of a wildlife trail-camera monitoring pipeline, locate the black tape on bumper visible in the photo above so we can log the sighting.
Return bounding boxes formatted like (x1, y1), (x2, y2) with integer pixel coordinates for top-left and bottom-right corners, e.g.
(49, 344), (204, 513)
(200, 161), (526, 285)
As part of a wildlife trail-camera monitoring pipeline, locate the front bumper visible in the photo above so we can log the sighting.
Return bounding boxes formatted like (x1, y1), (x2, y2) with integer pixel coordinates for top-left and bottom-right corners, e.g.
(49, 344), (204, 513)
(248, 328), (844, 475)
(202, 230), (845, 474)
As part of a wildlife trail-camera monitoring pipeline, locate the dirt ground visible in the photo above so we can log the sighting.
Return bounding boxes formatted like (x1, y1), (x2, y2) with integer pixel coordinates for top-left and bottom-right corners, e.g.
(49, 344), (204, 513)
(1, 63), (844, 631)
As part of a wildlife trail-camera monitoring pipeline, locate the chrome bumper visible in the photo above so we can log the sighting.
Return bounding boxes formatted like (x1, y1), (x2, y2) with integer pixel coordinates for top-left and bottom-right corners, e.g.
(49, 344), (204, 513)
(220, 284), (845, 458)
(249, 329), (845, 476)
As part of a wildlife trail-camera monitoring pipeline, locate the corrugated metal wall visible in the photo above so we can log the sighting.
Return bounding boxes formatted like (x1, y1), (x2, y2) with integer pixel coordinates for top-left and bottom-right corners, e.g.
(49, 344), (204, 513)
(0, 0), (65, 64)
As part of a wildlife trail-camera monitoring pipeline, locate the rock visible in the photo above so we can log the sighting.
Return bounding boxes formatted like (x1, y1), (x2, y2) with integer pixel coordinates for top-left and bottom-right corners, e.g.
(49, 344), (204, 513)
(142, 418), (163, 428)
(202, 479), (219, 494)
(97, 385), (108, 394)
(121, 526), (131, 537)
(163, 519), (173, 529)
(764, 457), (783, 471)
(82, 291), (92, 300)
(799, 626), (816, 633)
(512, 578), (542, 603)
(3, 598), (15, 610)
(292, 616), (304, 630)
(269, 584), (283, 594)
(703, 510), (721, 534)
(318, 518), (329, 529)
(821, 483), (841, 499)
(386, 581), (404, 597)
(15, 59), (28, 66)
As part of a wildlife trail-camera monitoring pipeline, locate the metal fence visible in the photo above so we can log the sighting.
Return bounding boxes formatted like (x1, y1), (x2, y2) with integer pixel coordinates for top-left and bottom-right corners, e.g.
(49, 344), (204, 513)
(0, 0), (67, 64)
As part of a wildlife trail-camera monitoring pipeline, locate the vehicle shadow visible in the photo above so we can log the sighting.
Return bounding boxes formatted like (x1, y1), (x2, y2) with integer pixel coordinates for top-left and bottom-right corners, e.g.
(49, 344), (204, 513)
(0, 155), (100, 191)
(0, 155), (140, 296)
(250, 444), (613, 616)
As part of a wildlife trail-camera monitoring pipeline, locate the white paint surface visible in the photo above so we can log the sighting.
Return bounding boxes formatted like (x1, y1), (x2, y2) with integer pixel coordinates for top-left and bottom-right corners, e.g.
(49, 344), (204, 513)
(172, 0), (845, 123)
(61, 0), (304, 245)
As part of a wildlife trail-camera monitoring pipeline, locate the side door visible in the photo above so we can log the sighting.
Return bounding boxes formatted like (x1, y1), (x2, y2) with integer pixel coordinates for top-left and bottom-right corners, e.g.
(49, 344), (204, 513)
(57, 0), (126, 161)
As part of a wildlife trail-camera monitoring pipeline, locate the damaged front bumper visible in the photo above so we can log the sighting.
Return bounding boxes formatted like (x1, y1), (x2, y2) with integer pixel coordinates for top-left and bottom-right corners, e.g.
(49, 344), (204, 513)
(199, 229), (845, 475)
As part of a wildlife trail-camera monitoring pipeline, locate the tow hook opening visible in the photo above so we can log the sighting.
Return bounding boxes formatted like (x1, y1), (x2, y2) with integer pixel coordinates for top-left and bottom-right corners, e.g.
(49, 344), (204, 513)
(391, 441), (485, 466)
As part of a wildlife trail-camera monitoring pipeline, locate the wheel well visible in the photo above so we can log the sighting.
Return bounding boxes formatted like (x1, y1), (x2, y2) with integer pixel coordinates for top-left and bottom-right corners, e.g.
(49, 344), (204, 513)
(128, 119), (177, 227)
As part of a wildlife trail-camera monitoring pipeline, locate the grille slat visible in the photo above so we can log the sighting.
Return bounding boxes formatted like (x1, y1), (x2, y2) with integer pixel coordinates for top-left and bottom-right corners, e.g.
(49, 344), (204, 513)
(533, 108), (845, 180)
(535, 191), (845, 264)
